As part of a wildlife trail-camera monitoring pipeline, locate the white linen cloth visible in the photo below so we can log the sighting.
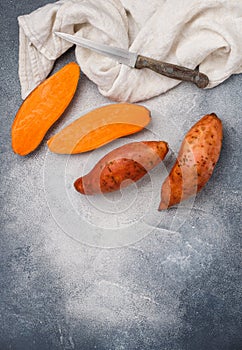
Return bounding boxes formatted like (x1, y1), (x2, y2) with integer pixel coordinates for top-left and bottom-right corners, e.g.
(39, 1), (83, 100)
(18, 0), (242, 102)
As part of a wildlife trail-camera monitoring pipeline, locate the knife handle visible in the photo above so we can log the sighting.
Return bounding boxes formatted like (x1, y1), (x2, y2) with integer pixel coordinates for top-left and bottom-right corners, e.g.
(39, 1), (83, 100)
(135, 55), (209, 88)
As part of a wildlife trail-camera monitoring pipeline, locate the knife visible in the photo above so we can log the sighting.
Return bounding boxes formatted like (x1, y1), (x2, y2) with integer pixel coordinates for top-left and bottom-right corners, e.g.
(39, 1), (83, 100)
(55, 32), (209, 88)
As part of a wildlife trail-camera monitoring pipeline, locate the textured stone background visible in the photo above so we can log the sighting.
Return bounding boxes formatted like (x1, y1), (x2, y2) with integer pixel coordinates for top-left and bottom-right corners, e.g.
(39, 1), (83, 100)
(0, 1), (241, 349)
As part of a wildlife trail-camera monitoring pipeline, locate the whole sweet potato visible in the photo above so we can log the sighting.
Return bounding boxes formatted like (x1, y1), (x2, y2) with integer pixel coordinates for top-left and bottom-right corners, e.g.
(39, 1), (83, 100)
(159, 113), (223, 210)
(74, 141), (168, 195)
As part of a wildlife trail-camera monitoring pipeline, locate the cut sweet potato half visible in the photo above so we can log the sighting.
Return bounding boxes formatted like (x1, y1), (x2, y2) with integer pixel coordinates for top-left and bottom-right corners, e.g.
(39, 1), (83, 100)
(47, 103), (151, 154)
(12, 62), (80, 156)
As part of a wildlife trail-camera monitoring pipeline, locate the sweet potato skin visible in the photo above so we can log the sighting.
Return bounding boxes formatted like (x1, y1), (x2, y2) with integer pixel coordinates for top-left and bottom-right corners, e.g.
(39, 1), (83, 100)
(159, 113), (223, 210)
(74, 141), (168, 195)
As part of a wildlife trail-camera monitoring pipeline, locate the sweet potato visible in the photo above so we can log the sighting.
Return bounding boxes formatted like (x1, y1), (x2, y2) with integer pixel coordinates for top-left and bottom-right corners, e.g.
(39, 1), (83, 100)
(12, 62), (80, 156)
(159, 113), (223, 210)
(74, 141), (168, 195)
(47, 103), (151, 154)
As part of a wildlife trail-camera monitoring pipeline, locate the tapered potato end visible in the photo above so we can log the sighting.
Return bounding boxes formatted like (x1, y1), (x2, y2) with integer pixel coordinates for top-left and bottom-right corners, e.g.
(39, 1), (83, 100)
(74, 177), (84, 194)
(158, 177), (173, 210)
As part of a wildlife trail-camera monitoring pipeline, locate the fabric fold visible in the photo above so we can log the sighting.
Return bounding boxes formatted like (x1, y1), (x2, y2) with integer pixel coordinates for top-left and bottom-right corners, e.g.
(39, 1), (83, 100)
(18, 0), (242, 101)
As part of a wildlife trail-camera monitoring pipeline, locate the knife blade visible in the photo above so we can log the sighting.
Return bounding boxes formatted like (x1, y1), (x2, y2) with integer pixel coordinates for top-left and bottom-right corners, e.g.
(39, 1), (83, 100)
(55, 32), (209, 88)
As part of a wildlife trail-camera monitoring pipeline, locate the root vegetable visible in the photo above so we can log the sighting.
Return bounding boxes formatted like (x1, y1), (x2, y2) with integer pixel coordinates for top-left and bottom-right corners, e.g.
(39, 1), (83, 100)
(47, 103), (151, 154)
(74, 141), (168, 195)
(12, 62), (80, 156)
(159, 113), (223, 210)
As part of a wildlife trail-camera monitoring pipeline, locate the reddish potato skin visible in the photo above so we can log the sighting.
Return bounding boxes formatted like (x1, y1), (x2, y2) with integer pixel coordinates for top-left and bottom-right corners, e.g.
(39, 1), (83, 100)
(159, 113), (223, 210)
(74, 141), (168, 195)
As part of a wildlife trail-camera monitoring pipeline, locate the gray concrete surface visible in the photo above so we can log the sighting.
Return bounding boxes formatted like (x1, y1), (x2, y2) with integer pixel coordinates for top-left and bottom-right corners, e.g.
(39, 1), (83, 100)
(0, 1), (241, 349)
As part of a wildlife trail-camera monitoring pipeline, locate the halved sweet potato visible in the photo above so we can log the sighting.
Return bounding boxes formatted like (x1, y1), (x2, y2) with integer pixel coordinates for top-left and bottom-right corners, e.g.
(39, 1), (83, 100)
(12, 62), (80, 156)
(47, 103), (151, 154)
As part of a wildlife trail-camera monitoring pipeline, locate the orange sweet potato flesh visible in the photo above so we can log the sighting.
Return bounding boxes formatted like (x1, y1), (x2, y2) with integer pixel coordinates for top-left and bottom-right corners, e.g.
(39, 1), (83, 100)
(159, 113), (223, 210)
(74, 141), (168, 195)
(12, 62), (80, 156)
(47, 103), (151, 154)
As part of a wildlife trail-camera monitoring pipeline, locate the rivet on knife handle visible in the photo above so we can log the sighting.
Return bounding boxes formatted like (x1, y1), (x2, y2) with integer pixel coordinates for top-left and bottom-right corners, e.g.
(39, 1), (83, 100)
(135, 55), (209, 88)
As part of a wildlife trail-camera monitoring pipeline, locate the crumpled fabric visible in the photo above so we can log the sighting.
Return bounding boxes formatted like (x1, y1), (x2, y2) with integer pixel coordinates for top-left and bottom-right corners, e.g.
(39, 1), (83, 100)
(18, 0), (242, 102)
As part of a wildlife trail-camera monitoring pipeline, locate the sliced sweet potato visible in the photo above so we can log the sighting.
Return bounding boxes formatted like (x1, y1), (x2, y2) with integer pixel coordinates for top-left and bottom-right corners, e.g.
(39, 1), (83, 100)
(159, 113), (223, 210)
(74, 141), (168, 195)
(12, 62), (80, 156)
(47, 103), (151, 154)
